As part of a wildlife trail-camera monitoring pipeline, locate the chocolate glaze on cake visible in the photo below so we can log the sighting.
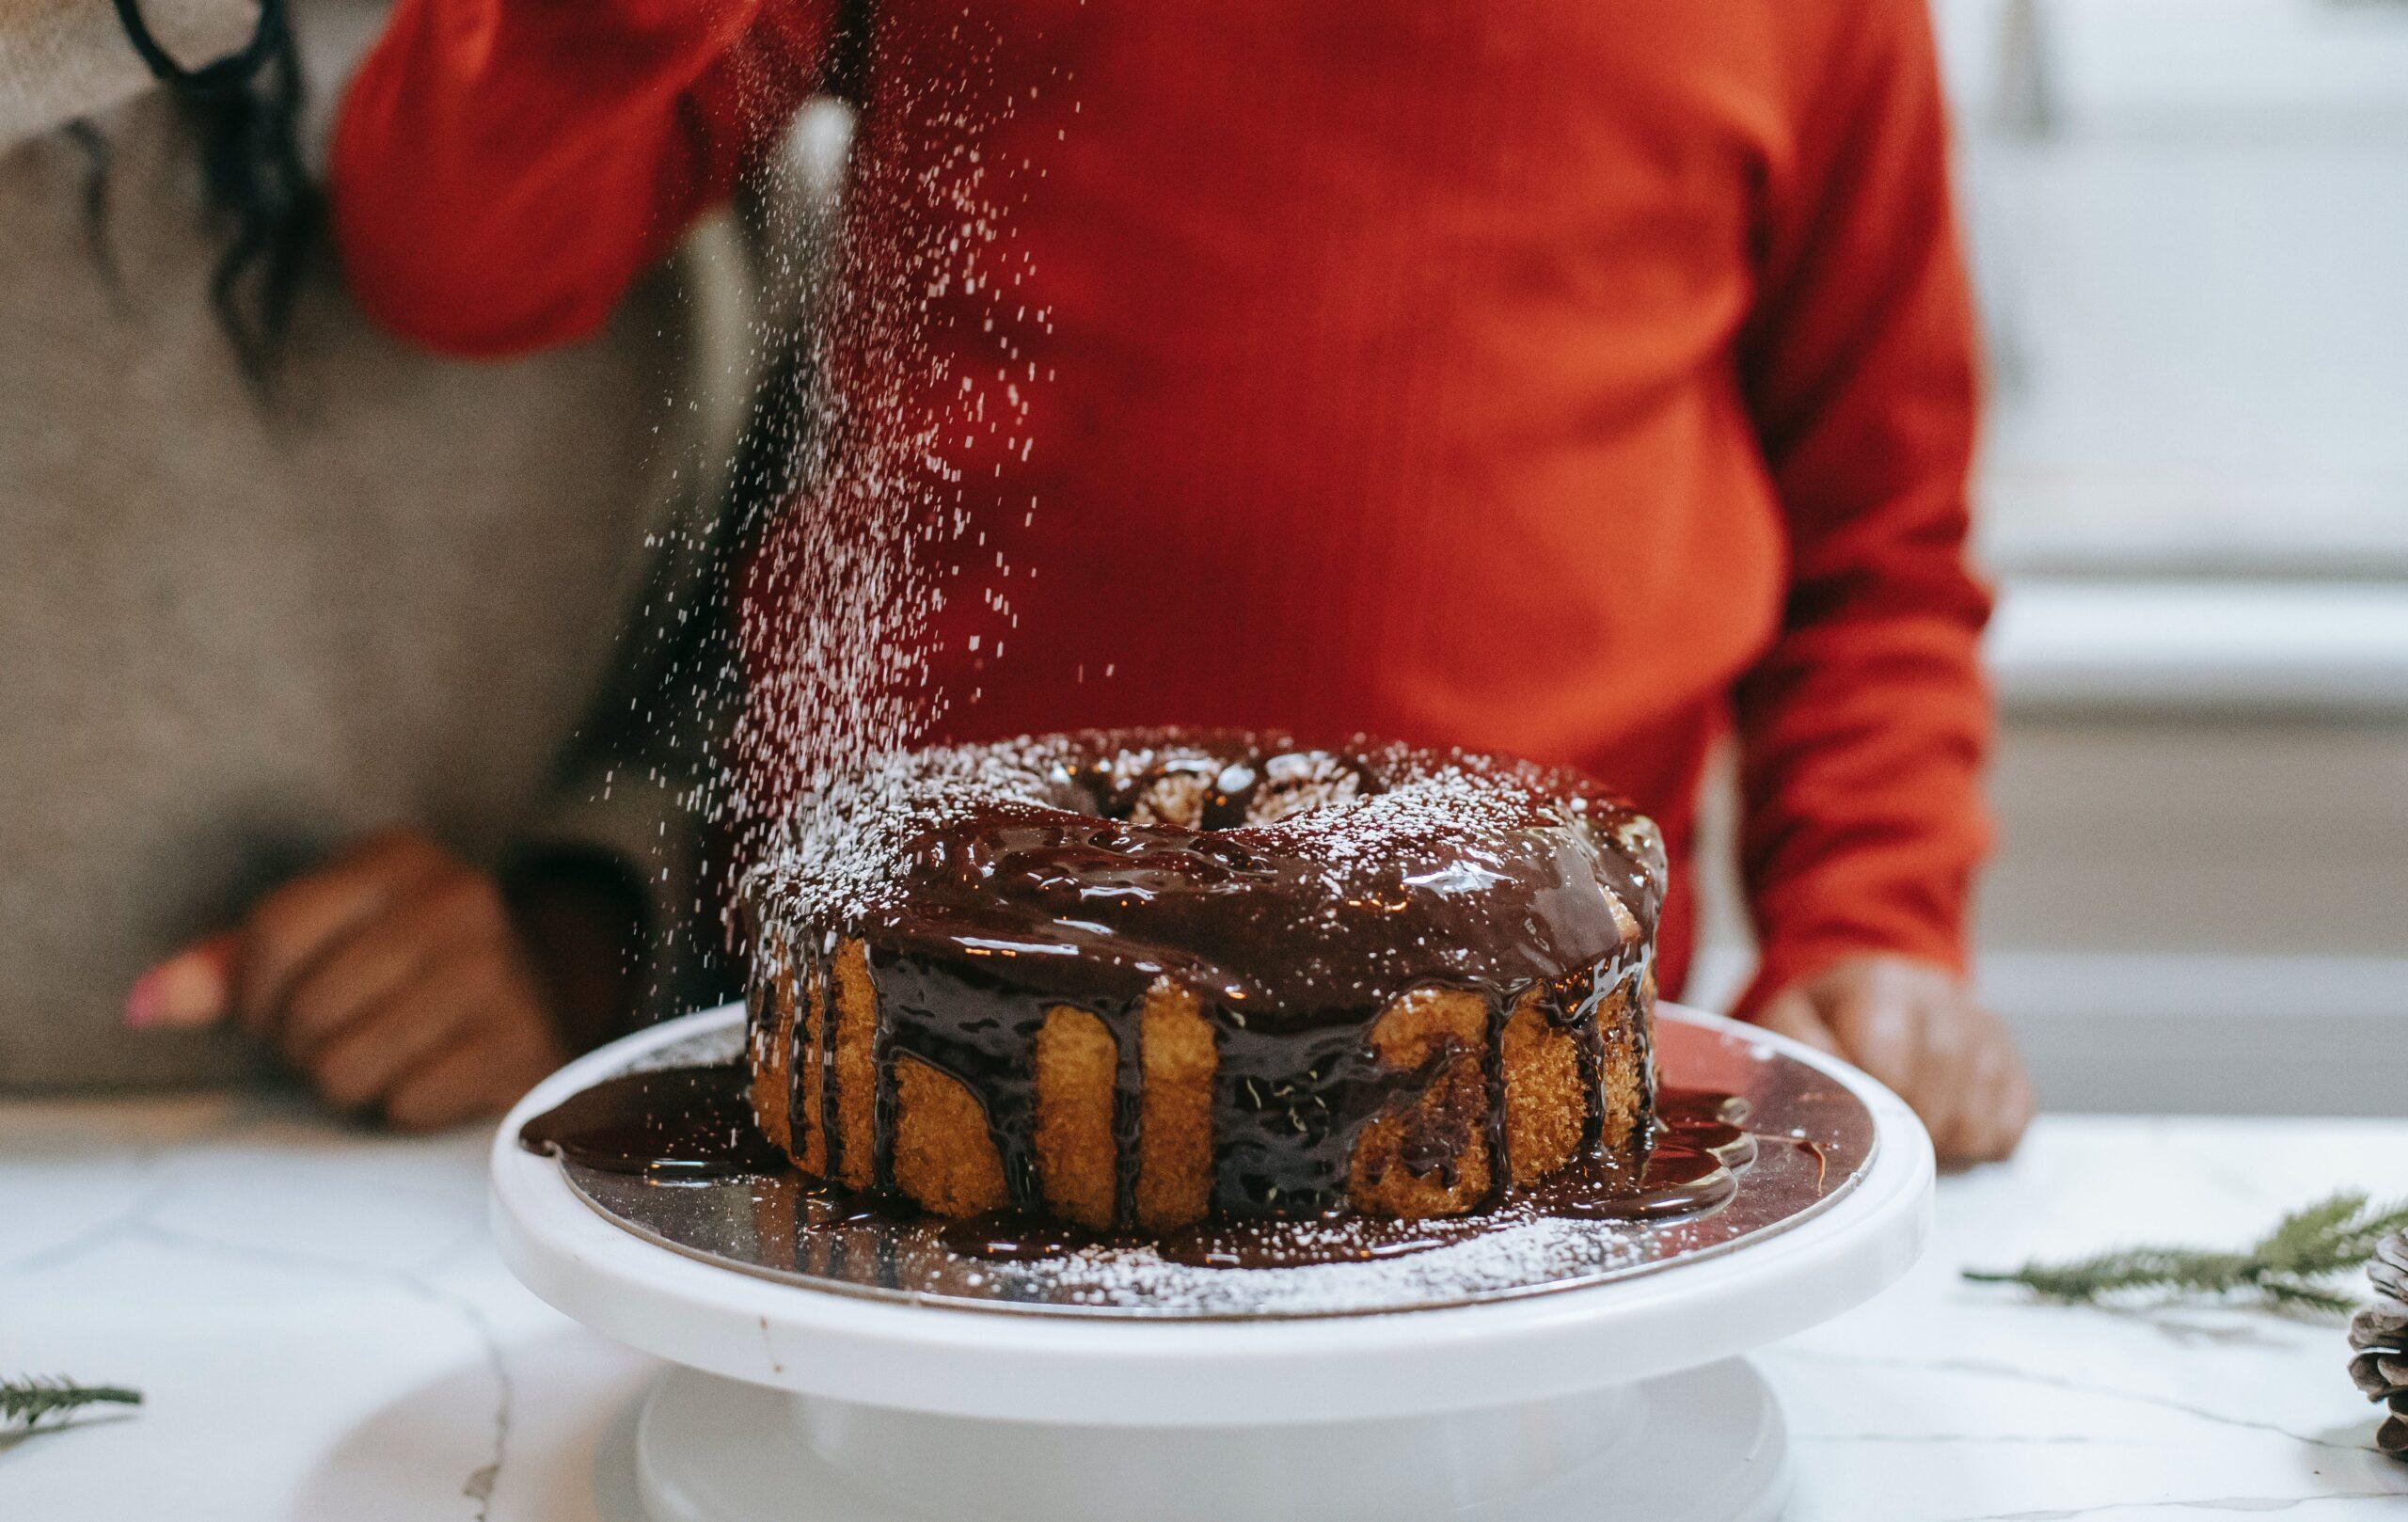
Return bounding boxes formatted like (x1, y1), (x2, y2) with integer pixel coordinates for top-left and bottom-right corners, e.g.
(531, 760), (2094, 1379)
(737, 729), (1667, 1229)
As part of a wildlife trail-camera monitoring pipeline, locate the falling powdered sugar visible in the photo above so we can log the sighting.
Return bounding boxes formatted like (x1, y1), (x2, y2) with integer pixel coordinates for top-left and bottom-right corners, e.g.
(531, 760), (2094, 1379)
(591, 23), (1077, 1007)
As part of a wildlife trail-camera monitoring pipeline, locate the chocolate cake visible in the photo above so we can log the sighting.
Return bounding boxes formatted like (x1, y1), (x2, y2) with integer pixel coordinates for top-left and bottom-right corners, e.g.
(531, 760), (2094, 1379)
(737, 729), (1664, 1232)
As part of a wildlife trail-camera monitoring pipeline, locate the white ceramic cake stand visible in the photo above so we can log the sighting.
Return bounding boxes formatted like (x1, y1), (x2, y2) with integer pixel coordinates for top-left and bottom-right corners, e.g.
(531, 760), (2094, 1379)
(493, 1004), (1932, 1522)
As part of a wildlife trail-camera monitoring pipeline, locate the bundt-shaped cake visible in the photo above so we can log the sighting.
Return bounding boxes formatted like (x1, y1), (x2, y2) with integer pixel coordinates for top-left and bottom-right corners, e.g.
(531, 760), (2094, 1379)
(738, 729), (1664, 1231)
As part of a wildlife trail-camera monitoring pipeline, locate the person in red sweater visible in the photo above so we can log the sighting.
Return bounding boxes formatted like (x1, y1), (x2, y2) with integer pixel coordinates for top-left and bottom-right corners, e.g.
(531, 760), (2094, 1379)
(329, 0), (2033, 1162)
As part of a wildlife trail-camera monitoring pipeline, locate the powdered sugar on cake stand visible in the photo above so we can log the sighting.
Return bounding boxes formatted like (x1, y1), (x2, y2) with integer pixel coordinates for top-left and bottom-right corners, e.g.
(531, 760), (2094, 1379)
(491, 1003), (1932, 1521)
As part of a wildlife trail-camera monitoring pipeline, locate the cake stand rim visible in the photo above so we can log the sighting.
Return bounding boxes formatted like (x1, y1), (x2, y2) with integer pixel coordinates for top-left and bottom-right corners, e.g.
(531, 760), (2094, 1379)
(490, 1003), (1933, 1426)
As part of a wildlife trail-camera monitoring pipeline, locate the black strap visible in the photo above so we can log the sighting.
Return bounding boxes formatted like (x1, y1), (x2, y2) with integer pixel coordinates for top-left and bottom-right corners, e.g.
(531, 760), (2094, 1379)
(109, 0), (316, 386)
(112, 0), (288, 97)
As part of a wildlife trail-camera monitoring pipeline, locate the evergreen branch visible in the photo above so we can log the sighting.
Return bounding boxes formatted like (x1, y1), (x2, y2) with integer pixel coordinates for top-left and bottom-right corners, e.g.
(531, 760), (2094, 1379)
(1965, 1193), (2408, 1314)
(2258, 1278), (2362, 1317)
(0, 1376), (143, 1430)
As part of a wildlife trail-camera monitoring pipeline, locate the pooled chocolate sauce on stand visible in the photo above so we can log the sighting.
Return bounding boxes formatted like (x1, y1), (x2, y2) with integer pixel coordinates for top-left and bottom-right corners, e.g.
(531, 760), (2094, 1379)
(518, 1064), (784, 1181)
(522, 731), (1773, 1269)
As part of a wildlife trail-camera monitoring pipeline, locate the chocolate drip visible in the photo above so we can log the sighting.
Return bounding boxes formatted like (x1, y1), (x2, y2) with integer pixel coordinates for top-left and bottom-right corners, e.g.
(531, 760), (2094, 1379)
(1109, 1003), (1145, 1225)
(869, 972), (901, 1197)
(774, 950), (800, 1165)
(1481, 991), (1512, 1203)
(1387, 1036), (1477, 1183)
(869, 948), (1055, 1210)
(1214, 1016), (1418, 1213)
(1564, 968), (1608, 1158)
(742, 942), (780, 1141)
(1627, 968), (1660, 1137)
(819, 945), (846, 1181)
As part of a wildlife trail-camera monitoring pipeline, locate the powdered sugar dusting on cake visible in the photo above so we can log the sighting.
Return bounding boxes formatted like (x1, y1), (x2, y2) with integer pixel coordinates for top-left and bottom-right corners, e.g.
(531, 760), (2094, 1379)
(1266, 762), (1533, 865)
(739, 728), (1662, 1013)
(746, 731), (1596, 924)
(747, 733), (1080, 927)
(1040, 1208), (1654, 1315)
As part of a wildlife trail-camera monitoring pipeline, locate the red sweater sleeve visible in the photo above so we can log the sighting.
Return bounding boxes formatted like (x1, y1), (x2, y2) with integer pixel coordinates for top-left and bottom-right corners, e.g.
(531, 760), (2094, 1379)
(1731, 0), (1994, 1012)
(330, 0), (831, 356)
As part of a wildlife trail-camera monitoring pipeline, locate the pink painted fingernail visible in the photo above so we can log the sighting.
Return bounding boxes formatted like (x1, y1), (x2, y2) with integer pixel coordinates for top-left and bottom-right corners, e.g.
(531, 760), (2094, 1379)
(125, 940), (234, 1028)
(124, 967), (166, 1028)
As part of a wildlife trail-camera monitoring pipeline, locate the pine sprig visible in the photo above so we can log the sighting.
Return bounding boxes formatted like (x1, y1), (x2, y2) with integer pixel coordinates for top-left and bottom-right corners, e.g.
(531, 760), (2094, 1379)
(1966, 1192), (2408, 1315)
(0, 1376), (143, 1430)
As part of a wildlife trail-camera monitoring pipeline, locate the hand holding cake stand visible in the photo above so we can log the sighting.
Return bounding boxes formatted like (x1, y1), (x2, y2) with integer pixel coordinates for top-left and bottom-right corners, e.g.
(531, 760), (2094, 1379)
(491, 1001), (1931, 1522)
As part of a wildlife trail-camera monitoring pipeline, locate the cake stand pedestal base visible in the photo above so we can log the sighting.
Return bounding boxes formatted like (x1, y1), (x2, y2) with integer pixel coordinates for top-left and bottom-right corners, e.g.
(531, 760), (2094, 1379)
(622, 1360), (1787, 1522)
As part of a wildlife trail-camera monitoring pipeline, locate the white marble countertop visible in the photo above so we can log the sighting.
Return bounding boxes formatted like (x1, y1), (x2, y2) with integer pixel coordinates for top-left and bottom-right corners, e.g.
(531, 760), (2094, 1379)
(4, 1094), (2404, 1521)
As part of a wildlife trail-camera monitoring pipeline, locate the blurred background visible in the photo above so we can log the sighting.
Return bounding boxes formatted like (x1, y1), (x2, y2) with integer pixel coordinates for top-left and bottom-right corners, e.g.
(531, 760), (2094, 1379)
(1695, 0), (2408, 1115)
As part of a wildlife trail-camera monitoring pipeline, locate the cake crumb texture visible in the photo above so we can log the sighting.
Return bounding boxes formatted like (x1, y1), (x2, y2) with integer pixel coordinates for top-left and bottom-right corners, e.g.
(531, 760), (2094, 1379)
(832, 940), (878, 1190)
(1035, 1006), (1119, 1229)
(1136, 980), (1215, 1230)
(752, 966), (795, 1155)
(1502, 988), (1584, 1183)
(892, 1056), (1008, 1216)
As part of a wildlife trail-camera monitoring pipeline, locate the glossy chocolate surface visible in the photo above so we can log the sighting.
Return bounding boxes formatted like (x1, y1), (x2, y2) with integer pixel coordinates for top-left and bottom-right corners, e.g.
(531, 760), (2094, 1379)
(749, 730), (1663, 1015)
(739, 729), (1669, 1222)
(519, 1064), (785, 1181)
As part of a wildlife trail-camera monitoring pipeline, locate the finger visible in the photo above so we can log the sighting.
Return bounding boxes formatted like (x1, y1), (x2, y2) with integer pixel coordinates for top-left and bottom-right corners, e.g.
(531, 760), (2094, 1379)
(1825, 971), (1925, 1104)
(1937, 1040), (1995, 1162)
(281, 869), (502, 1059)
(125, 932), (239, 1029)
(1909, 991), (1979, 1162)
(1936, 1007), (2013, 1160)
(233, 832), (450, 1038)
(381, 1048), (495, 1133)
(384, 1021), (559, 1133)
(1956, 1023), (2036, 1163)
(1753, 993), (1844, 1057)
(1944, 1038), (2007, 1164)
(307, 955), (495, 1114)
(2000, 1054), (2037, 1155)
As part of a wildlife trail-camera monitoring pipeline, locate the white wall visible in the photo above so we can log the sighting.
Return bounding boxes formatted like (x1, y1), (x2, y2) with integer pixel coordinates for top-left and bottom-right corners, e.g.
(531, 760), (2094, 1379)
(1935, 0), (2408, 574)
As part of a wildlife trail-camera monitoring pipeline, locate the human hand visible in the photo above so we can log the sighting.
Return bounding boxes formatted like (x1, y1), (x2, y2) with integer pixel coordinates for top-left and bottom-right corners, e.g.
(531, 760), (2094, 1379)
(1753, 954), (2033, 1165)
(125, 831), (571, 1130)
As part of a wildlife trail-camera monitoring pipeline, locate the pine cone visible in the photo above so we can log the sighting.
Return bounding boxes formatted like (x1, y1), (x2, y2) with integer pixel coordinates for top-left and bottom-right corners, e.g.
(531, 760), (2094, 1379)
(2353, 1231), (2408, 1458)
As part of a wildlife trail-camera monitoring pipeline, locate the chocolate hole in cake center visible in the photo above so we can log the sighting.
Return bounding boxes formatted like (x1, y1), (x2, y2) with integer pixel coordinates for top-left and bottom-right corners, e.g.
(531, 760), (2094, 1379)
(1114, 751), (1374, 832)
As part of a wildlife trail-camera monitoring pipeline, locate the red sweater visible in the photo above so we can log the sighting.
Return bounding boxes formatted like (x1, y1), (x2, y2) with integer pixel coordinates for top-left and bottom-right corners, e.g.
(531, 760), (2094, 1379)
(332, 0), (1993, 1009)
